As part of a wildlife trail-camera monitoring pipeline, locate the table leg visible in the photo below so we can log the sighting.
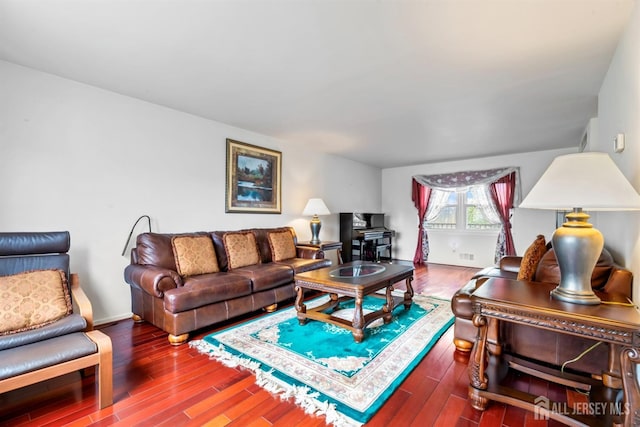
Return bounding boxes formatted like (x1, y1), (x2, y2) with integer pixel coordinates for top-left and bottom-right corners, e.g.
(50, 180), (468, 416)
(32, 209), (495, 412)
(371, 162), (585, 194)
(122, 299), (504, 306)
(352, 293), (365, 343)
(468, 313), (490, 411)
(383, 285), (395, 323)
(603, 343), (623, 389)
(294, 285), (307, 325)
(404, 276), (414, 310)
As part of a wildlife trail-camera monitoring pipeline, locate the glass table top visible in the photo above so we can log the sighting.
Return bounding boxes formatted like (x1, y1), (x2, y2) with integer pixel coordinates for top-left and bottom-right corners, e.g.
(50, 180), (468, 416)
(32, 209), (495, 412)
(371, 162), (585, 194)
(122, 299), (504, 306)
(329, 264), (386, 278)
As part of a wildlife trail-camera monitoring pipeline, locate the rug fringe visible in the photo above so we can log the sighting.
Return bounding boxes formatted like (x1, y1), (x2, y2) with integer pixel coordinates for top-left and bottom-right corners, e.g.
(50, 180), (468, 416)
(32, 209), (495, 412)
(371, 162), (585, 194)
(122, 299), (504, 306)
(190, 339), (363, 427)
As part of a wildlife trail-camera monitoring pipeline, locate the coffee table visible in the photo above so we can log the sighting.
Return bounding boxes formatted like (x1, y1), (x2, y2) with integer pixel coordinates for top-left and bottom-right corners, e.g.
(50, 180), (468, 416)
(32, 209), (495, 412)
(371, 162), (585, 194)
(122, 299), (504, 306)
(294, 261), (414, 343)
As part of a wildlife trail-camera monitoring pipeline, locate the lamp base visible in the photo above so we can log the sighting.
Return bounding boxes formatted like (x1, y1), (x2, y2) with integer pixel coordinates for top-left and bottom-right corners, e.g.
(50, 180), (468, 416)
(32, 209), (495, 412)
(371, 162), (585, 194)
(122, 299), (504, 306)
(309, 215), (322, 245)
(550, 208), (602, 306)
(550, 286), (601, 305)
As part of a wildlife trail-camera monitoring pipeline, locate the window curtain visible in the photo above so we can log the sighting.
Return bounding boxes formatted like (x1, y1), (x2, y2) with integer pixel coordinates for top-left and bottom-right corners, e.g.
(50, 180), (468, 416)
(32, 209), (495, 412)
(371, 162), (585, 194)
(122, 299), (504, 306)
(489, 171), (517, 262)
(412, 167), (520, 264)
(412, 178), (432, 265)
(425, 189), (452, 223)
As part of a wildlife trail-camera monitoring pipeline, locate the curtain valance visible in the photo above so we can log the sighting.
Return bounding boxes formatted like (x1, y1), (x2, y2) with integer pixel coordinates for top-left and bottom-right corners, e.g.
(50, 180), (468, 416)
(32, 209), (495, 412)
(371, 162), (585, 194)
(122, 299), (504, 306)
(412, 167), (521, 204)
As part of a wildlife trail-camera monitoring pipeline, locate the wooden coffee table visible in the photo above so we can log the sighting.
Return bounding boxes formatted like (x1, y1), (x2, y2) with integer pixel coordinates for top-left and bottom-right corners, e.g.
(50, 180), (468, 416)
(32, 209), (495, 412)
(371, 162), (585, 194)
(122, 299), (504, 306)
(294, 261), (414, 343)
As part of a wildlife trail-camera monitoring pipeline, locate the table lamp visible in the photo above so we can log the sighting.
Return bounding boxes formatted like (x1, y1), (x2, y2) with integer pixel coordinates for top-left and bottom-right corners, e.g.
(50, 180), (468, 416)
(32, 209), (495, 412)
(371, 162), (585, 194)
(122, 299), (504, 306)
(303, 198), (330, 244)
(519, 152), (640, 305)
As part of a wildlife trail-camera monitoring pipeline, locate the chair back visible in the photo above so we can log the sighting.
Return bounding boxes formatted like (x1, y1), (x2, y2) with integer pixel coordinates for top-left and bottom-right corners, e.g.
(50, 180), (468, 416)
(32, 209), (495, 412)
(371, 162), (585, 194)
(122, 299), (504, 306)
(0, 232), (71, 281)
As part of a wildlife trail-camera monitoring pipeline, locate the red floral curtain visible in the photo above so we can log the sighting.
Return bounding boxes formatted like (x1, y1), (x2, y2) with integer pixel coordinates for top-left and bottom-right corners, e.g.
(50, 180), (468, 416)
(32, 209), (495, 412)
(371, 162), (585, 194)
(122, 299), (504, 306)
(412, 178), (432, 265)
(489, 172), (517, 261)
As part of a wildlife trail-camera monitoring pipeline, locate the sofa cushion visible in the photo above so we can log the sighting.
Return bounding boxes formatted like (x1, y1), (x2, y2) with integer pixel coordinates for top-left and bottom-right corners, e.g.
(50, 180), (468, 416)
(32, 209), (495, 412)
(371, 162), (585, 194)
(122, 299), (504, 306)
(0, 269), (72, 336)
(172, 235), (220, 277)
(223, 231), (261, 270)
(517, 235), (547, 281)
(231, 263), (293, 292)
(267, 230), (297, 261)
(163, 272), (252, 313)
(0, 332), (97, 380)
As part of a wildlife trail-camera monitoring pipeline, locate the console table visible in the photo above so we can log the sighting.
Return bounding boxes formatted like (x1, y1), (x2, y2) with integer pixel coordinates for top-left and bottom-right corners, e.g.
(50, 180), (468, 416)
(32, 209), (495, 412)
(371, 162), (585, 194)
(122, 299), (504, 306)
(469, 277), (640, 426)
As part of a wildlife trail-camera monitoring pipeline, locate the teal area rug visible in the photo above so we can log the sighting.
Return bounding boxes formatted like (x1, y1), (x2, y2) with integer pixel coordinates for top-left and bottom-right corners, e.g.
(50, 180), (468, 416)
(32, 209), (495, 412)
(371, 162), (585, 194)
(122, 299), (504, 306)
(190, 292), (454, 427)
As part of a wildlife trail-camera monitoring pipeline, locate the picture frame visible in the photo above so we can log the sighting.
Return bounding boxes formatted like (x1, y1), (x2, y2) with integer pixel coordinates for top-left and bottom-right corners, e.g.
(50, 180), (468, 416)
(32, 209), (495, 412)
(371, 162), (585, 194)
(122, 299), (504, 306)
(225, 139), (282, 214)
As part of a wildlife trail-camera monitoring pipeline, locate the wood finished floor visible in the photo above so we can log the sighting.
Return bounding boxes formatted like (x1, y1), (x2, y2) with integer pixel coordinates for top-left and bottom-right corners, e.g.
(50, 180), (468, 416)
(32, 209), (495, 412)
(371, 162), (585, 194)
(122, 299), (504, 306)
(0, 263), (570, 427)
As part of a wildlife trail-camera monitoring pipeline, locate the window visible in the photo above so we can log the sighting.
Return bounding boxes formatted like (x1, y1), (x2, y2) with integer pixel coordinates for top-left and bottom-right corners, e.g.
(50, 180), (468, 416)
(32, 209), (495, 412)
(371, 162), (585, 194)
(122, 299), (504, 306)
(425, 186), (501, 231)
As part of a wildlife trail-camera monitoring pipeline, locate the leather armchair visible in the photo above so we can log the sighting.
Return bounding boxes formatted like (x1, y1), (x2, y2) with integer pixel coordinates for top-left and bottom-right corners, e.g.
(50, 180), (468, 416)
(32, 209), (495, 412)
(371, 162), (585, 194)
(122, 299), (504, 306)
(452, 246), (633, 376)
(0, 232), (112, 408)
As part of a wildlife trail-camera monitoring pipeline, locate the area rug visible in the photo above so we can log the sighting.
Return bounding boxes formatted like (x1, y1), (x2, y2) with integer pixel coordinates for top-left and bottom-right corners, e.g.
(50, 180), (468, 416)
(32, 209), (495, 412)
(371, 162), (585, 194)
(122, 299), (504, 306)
(190, 292), (453, 427)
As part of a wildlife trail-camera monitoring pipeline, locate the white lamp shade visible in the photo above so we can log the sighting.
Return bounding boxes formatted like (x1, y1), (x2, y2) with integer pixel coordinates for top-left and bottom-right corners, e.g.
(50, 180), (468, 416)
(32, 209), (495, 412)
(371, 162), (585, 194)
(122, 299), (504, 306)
(302, 198), (330, 216)
(520, 152), (640, 211)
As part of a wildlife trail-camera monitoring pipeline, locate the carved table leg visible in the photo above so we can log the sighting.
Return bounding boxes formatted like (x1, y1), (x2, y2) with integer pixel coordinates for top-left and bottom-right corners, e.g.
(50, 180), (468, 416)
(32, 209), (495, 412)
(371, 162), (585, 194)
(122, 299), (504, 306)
(352, 293), (365, 343)
(404, 276), (414, 310)
(468, 313), (490, 411)
(383, 285), (395, 324)
(294, 285), (307, 325)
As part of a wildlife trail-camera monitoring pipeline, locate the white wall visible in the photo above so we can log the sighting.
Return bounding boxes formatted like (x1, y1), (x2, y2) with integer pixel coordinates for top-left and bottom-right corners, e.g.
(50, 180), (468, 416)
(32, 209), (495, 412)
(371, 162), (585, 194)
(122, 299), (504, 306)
(381, 148), (575, 267)
(0, 60), (382, 324)
(594, 2), (640, 302)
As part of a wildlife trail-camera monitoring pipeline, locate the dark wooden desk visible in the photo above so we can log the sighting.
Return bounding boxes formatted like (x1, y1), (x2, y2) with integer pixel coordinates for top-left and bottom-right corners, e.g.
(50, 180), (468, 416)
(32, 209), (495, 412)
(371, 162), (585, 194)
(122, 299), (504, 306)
(469, 278), (640, 426)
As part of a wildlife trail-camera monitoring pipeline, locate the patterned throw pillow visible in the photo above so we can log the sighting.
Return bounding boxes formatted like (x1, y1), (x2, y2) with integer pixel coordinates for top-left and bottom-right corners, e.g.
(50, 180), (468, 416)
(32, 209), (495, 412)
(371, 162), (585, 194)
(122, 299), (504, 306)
(0, 269), (72, 335)
(223, 231), (261, 270)
(268, 230), (297, 261)
(517, 235), (547, 281)
(172, 235), (220, 277)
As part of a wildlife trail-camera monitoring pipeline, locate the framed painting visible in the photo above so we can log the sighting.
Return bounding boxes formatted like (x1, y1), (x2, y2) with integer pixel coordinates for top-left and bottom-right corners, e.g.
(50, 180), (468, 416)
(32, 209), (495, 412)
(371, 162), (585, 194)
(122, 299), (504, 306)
(225, 139), (282, 213)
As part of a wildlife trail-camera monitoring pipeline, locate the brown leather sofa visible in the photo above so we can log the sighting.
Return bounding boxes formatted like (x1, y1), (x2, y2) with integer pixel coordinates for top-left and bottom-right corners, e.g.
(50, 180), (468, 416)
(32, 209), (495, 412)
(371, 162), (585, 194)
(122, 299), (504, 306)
(451, 245), (633, 376)
(124, 227), (331, 345)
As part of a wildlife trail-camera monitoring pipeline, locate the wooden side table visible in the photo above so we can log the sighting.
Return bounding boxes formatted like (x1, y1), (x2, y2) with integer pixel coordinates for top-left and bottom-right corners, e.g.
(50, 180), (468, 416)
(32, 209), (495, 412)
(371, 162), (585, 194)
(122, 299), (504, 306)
(468, 277), (640, 426)
(299, 241), (343, 264)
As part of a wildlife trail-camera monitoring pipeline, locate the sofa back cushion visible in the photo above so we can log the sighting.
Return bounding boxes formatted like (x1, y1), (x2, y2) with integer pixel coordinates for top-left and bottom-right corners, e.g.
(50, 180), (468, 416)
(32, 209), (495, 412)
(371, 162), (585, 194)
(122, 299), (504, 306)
(535, 247), (614, 288)
(0, 231), (71, 291)
(0, 269), (72, 335)
(223, 231), (261, 270)
(136, 233), (177, 270)
(171, 235), (220, 277)
(267, 230), (297, 261)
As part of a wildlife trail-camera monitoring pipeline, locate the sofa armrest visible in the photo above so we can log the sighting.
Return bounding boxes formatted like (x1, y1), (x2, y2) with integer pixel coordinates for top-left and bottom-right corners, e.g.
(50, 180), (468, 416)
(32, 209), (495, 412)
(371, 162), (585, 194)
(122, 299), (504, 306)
(295, 246), (325, 260)
(124, 264), (182, 298)
(70, 273), (93, 331)
(451, 277), (490, 319)
(499, 256), (523, 274)
(603, 266), (633, 298)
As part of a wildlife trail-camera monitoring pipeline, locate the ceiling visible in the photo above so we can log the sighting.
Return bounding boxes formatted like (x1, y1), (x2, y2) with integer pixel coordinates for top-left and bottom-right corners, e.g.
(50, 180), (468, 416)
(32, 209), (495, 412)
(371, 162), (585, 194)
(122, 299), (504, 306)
(0, 0), (634, 168)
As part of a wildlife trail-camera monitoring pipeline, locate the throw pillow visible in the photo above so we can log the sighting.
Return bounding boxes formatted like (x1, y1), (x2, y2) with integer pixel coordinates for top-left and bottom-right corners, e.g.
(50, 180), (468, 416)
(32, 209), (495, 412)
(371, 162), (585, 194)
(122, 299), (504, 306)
(517, 234), (547, 281)
(172, 235), (220, 277)
(0, 269), (72, 336)
(268, 230), (297, 261)
(223, 231), (261, 270)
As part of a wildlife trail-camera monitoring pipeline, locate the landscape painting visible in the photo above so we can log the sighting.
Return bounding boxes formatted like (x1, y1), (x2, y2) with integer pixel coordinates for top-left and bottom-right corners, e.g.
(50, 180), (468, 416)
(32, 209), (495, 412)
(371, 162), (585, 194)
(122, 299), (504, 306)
(226, 139), (281, 213)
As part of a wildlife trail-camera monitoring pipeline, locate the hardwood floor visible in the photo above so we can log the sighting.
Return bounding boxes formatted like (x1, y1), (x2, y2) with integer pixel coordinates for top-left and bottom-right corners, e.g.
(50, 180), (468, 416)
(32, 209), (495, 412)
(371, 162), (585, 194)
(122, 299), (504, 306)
(0, 263), (568, 426)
